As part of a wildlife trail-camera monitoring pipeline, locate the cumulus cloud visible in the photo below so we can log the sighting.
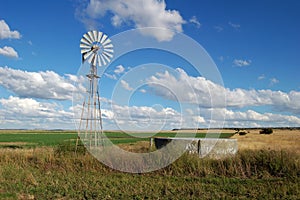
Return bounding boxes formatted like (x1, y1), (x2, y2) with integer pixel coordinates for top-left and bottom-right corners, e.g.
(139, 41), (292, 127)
(100, 97), (300, 129)
(269, 78), (279, 86)
(0, 46), (18, 58)
(189, 16), (201, 28)
(79, 0), (185, 41)
(205, 108), (300, 127)
(0, 20), (21, 39)
(0, 96), (74, 129)
(114, 65), (125, 74)
(120, 80), (133, 91)
(146, 68), (300, 114)
(105, 103), (205, 130)
(233, 59), (251, 67)
(0, 66), (80, 100)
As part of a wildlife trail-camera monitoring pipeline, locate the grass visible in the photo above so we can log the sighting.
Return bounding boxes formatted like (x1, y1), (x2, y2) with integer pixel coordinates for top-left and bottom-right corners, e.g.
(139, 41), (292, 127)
(0, 130), (234, 148)
(0, 133), (77, 148)
(0, 146), (299, 199)
(1, 129), (299, 199)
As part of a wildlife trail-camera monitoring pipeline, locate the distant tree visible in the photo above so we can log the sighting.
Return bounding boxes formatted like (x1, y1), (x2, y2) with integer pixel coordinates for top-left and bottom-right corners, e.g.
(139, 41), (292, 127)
(239, 131), (247, 136)
(234, 128), (248, 136)
(260, 128), (273, 134)
(234, 128), (240, 134)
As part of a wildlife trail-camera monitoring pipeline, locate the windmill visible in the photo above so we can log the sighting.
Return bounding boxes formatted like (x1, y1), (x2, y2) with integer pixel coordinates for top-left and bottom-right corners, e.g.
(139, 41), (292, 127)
(76, 30), (113, 150)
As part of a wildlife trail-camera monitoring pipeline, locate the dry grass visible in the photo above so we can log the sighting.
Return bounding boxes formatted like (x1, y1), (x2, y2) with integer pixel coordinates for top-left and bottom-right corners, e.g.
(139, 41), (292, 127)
(0, 134), (299, 199)
(115, 128), (300, 154)
(232, 129), (300, 153)
(118, 141), (151, 153)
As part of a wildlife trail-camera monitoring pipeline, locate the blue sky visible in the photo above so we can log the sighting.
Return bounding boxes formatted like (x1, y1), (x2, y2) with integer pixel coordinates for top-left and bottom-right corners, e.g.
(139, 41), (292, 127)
(0, 0), (300, 130)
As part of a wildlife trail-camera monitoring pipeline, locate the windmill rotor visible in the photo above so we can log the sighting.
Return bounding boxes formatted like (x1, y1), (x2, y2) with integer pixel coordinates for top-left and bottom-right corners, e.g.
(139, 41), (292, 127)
(80, 30), (114, 67)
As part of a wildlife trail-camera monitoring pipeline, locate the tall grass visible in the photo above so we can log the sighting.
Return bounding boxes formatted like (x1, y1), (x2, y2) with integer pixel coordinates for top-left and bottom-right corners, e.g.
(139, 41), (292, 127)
(162, 149), (300, 178)
(1, 145), (299, 178)
(0, 145), (299, 199)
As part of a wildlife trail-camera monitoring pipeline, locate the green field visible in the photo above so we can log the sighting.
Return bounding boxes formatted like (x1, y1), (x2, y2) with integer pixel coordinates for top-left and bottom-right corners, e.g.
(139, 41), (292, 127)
(0, 130), (235, 148)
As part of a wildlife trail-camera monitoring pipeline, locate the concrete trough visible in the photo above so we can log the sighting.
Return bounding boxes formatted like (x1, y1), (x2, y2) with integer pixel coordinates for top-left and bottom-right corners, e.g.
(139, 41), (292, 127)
(153, 137), (238, 159)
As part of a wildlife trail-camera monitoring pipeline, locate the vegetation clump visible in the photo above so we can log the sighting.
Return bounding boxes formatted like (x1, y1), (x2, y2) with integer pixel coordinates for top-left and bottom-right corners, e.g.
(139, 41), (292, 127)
(234, 128), (248, 136)
(260, 128), (273, 134)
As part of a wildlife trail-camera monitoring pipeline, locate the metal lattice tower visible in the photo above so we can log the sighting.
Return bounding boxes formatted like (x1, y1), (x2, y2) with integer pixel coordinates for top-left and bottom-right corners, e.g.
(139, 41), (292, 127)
(76, 30), (113, 149)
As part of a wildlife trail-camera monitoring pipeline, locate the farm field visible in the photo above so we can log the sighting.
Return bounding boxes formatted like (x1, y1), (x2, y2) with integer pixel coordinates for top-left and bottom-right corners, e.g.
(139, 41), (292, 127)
(0, 129), (235, 148)
(0, 129), (299, 199)
(231, 128), (300, 153)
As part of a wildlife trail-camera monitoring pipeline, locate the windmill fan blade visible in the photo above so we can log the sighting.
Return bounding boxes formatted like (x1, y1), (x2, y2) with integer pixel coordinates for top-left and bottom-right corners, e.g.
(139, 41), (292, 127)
(88, 31), (96, 43)
(100, 34), (108, 44)
(80, 37), (91, 46)
(103, 51), (113, 58)
(83, 33), (93, 45)
(80, 43), (91, 49)
(104, 43), (113, 49)
(97, 32), (103, 43)
(81, 48), (91, 54)
(102, 38), (111, 47)
(100, 54), (107, 66)
(101, 53), (111, 63)
(104, 48), (114, 53)
(97, 55), (102, 67)
(83, 50), (93, 60)
(92, 30), (98, 42)
(88, 53), (95, 64)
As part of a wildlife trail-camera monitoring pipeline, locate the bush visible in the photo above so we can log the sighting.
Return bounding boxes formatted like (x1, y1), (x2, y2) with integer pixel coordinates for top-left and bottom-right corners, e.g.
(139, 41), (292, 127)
(260, 128), (273, 134)
(235, 128), (248, 136)
(239, 131), (247, 136)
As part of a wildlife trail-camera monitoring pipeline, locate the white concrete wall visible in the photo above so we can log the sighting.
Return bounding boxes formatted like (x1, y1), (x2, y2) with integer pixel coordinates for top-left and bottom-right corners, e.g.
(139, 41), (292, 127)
(154, 138), (238, 159)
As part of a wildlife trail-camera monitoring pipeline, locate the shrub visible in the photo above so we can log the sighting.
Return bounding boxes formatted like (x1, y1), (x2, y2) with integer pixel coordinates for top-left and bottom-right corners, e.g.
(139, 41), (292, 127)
(260, 128), (273, 134)
(239, 131), (247, 136)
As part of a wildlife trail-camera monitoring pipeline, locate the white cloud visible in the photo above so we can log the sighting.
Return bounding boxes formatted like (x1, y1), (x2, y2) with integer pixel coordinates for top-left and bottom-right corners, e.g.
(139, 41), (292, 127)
(0, 66), (79, 100)
(120, 80), (133, 91)
(207, 108), (300, 127)
(0, 96), (74, 129)
(101, 98), (300, 129)
(145, 68), (300, 114)
(0, 20), (21, 39)
(214, 25), (223, 32)
(258, 74), (265, 80)
(80, 0), (185, 41)
(233, 59), (251, 67)
(114, 65), (125, 74)
(269, 78), (279, 86)
(0, 46), (18, 58)
(228, 21), (240, 29)
(139, 89), (146, 93)
(105, 103), (204, 130)
(189, 16), (201, 28)
(104, 73), (117, 80)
